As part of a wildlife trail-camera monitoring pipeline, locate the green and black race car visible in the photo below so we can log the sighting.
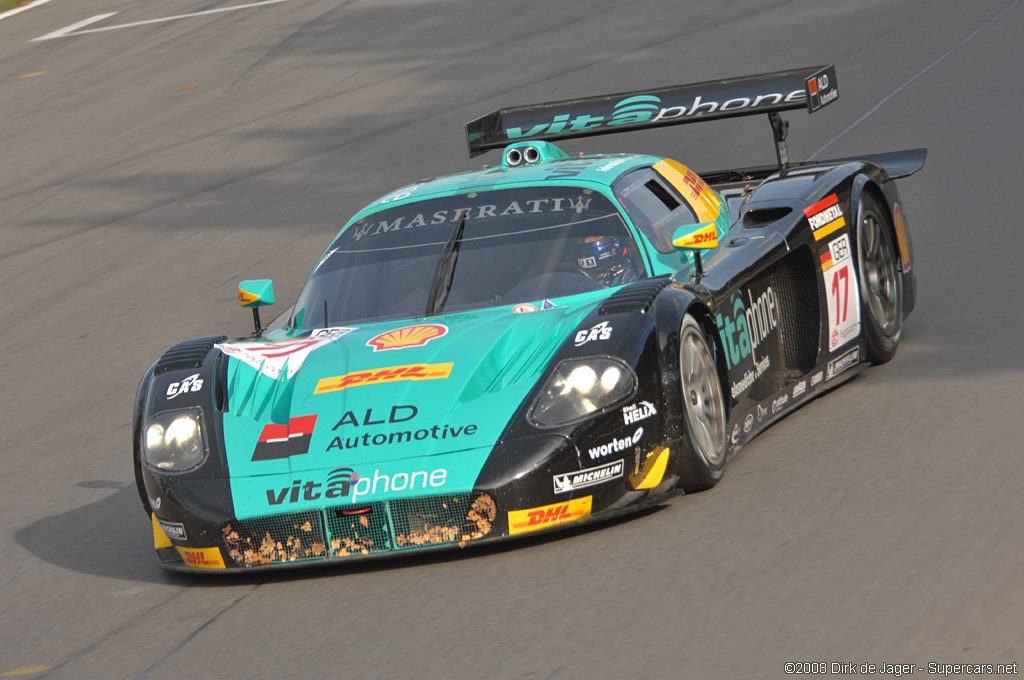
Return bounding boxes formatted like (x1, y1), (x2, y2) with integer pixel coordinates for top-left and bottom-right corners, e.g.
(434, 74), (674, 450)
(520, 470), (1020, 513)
(134, 65), (924, 571)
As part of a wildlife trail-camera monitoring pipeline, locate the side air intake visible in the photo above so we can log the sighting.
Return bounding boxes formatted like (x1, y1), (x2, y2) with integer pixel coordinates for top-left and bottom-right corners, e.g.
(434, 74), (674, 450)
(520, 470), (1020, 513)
(599, 276), (671, 315)
(155, 335), (227, 374)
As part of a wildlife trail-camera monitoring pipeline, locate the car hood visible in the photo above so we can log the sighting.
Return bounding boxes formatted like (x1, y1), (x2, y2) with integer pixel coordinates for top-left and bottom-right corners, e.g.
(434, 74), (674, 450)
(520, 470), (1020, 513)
(217, 296), (606, 518)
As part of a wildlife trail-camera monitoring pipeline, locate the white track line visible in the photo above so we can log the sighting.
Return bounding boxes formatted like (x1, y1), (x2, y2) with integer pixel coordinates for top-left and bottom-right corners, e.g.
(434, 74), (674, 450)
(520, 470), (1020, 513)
(30, 12), (116, 41)
(31, 0), (288, 41)
(0, 0), (54, 22)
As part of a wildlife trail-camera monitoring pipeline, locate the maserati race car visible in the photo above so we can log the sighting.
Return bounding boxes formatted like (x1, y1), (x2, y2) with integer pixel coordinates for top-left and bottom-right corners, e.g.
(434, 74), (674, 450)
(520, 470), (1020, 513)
(134, 65), (925, 571)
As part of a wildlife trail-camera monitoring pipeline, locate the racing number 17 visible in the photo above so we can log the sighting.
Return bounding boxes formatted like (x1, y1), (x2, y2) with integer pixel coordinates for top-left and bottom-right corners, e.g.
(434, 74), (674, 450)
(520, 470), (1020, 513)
(830, 266), (849, 324)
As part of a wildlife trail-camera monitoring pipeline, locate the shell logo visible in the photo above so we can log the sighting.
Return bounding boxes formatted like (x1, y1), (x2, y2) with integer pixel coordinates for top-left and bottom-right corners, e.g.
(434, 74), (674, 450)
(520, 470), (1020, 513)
(366, 324), (448, 351)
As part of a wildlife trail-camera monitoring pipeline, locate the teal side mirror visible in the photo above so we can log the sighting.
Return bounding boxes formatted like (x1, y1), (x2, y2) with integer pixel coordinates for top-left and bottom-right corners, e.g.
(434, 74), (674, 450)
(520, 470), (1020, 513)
(237, 279), (275, 336)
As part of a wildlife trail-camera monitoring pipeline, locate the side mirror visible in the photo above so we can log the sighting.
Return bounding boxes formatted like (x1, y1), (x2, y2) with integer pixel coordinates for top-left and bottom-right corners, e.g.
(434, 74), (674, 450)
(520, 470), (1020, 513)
(671, 222), (719, 251)
(238, 279), (275, 335)
(671, 223), (718, 280)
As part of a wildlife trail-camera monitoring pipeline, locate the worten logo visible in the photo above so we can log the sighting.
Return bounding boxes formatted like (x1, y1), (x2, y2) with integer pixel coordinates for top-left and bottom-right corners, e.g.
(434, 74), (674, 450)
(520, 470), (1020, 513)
(265, 466), (448, 506)
(505, 89), (805, 140)
(252, 415), (318, 461)
(718, 286), (779, 400)
(588, 427), (643, 460)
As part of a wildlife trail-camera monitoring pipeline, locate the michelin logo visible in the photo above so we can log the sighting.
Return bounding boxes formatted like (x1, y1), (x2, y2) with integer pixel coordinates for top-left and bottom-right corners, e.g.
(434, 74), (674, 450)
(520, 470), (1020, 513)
(553, 460), (625, 494)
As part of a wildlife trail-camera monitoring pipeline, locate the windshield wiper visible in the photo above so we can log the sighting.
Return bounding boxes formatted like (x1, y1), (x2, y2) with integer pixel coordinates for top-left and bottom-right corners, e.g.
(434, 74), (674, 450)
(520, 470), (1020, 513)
(425, 212), (467, 316)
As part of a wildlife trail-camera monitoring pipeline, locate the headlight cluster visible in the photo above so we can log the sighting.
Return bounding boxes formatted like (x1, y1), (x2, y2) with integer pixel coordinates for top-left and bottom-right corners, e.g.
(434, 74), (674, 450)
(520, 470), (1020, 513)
(143, 408), (208, 472)
(528, 357), (636, 428)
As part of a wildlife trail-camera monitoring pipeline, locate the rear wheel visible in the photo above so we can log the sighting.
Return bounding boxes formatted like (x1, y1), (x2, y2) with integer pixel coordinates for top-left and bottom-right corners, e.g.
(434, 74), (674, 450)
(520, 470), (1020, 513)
(676, 315), (727, 492)
(856, 195), (902, 364)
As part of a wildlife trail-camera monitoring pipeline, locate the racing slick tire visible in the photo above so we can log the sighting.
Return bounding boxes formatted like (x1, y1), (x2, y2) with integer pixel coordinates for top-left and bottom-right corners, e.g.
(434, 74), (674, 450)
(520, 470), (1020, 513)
(676, 314), (728, 492)
(855, 194), (903, 364)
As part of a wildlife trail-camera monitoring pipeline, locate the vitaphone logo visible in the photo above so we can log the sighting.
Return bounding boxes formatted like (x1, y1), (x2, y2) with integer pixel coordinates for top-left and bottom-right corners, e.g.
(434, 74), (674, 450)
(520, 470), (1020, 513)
(506, 90), (805, 139)
(717, 287), (779, 400)
(265, 466), (448, 506)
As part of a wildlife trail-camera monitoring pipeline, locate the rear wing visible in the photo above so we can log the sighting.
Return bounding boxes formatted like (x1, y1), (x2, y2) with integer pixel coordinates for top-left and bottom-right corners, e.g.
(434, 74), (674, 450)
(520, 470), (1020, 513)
(466, 65), (838, 167)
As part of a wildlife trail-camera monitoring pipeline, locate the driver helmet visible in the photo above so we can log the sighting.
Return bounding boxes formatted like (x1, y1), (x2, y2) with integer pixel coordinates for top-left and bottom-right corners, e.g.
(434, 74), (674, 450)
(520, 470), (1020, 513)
(574, 235), (637, 287)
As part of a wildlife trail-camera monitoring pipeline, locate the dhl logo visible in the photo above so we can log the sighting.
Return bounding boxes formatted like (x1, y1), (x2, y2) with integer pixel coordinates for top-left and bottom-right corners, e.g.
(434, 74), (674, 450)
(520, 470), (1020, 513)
(673, 223), (719, 250)
(314, 363), (454, 395)
(238, 288), (260, 306)
(366, 324), (448, 351)
(653, 159), (723, 224)
(175, 546), (225, 569)
(508, 496), (592, 535)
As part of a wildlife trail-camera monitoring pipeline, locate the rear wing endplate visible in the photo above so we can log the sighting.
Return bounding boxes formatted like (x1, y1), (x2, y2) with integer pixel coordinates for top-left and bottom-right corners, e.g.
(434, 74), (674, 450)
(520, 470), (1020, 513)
(466, 65), (838, 167)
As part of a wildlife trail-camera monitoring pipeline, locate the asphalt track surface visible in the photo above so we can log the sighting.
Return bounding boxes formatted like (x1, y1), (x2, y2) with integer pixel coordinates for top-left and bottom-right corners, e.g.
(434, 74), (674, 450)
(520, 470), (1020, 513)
(1, 1), (1022, 677)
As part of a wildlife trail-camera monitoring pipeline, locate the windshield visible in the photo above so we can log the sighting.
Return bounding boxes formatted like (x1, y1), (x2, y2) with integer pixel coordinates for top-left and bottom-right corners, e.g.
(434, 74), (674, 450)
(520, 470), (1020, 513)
(290, 186), (645, 328)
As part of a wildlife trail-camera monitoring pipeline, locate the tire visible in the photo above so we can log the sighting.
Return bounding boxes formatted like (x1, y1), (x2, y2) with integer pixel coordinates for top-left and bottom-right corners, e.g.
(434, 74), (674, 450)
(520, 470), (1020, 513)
(676, 314), (727, 492)
(855, 194), (902, 364)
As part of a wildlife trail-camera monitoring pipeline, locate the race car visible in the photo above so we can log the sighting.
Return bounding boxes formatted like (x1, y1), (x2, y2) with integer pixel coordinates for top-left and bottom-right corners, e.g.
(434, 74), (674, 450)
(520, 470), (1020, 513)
(133, 65), (925, 571)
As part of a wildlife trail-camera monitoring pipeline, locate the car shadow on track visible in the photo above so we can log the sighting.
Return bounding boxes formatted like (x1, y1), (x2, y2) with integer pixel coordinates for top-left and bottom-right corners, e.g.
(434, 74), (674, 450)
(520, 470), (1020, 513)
(13, 481), (671, 585)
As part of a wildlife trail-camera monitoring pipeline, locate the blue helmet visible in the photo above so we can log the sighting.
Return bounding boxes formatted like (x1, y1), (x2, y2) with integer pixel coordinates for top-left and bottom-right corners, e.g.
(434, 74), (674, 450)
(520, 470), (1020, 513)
(574, 236), (637, 287)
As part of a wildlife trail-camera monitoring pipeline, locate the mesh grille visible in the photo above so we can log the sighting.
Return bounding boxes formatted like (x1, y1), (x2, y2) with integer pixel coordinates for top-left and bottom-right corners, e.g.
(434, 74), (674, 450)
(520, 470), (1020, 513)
(222, 494), (497, 567)
(224, 510), (327, 567)
(325, 504), (392, 557)
(766, 247), (820, 376)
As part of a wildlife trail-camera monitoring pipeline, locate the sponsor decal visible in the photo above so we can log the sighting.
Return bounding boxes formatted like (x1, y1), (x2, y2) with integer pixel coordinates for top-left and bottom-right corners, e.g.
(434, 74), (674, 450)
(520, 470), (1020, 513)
(792, 380), (807, 398)
(822, 234), (861, 352)
(731, 424), (740, 445)
(718, 286), (779, 398)
(771, 393), (789, 414)
(508, 497), (592, 535)
(673, 222), (718, 249)
(366, 324), (448, 351)
(622, 401), (657, 425)
(251, 415), (317, 462)
(504, 89), (805, 141)
(629, 446), (670, 490)
(810, 371), (824, 387)
(325, 404), (477, 452)
(553, 460), (624, 494)
(350, 196), (594, 242)
(158, 520), (187, 541)
(217, 333), (350, 380)
(757, 403), (768, 422)
(265, 466), (447, 507)
(588, 427), (643, 460)
(540, 299), (560, 310)
(743, 413), (754, 433)
(805, 69), (838, 112)
(238, 288), (260, 306)
(166, 373), (203, 399)
(148, 496), (162, 510)
(804, 193), (846, 241)
(176, 546), (225, 569)
(513, 303), (538, 314)
(310, 326), (355, 339)
(314, 363), (453, 395)
(574, 321), (613, 347)
(826, 347), (859, 381)
(595, 157), (636, 173)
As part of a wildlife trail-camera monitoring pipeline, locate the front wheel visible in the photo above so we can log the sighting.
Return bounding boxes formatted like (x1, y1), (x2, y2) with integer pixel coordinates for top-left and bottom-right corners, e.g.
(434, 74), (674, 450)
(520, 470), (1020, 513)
(856, 195), (903, 364)
(676, 314), (727, 492)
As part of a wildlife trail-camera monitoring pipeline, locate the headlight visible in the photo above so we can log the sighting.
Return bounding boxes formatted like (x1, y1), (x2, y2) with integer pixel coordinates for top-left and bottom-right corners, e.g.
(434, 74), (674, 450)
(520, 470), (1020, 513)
(528, 357), (637, 428)
(142, 407), (208, 473)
